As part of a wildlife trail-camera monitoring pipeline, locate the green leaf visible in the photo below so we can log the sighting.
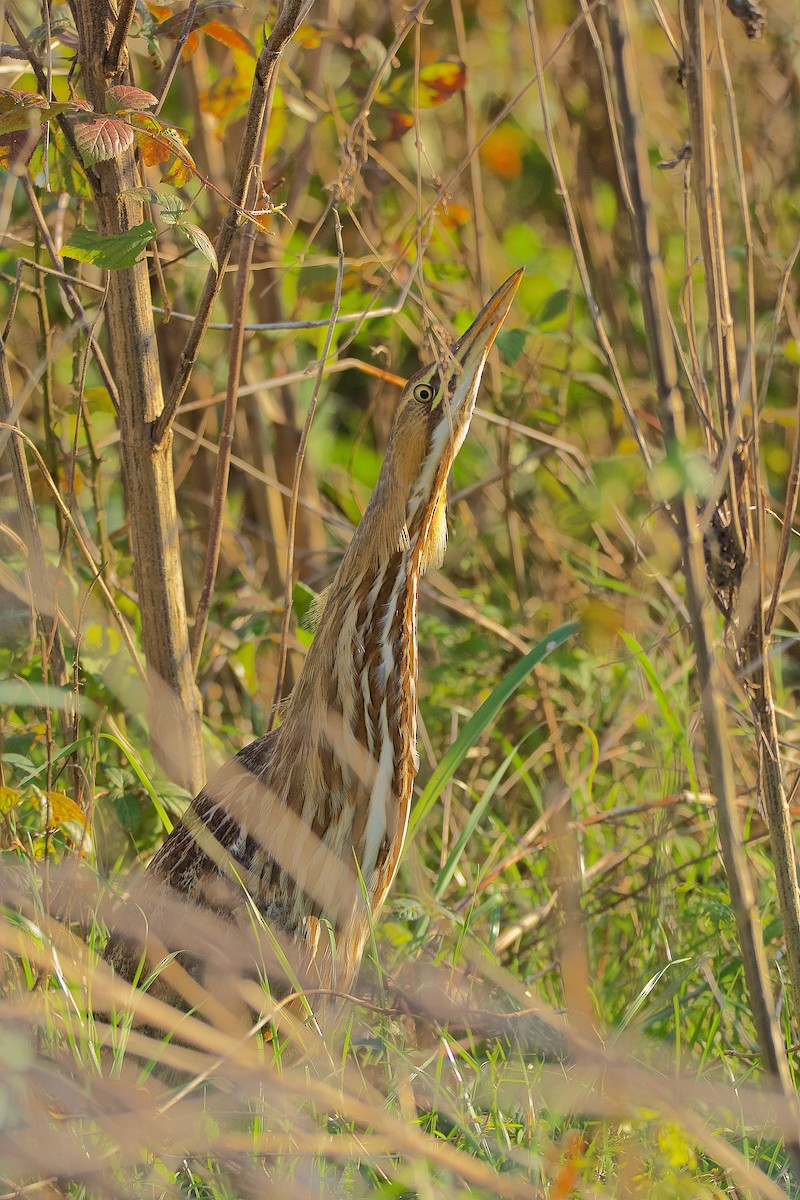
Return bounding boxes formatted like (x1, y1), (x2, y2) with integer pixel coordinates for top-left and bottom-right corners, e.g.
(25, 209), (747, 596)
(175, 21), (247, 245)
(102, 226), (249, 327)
(495, 327), (526, 365)
(292, 580), (317, 628)
(61, 222), (156, 270)
(537, 288), (569, 325)
(408, 620), (579, 839)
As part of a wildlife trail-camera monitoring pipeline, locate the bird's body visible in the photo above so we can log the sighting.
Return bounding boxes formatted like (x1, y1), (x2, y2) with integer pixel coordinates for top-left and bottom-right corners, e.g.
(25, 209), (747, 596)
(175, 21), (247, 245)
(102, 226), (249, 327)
(110, 272), (522, 1010)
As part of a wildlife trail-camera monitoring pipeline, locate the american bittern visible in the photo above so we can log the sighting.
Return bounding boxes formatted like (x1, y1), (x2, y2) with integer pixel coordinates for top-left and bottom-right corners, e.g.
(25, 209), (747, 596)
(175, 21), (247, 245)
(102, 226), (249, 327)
(110, 271), (522, 1010)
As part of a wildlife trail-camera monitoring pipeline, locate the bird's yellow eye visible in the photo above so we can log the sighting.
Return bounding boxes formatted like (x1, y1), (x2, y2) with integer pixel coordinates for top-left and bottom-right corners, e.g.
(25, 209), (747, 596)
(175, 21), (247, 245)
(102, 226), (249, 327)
(413, 382), (435, 404)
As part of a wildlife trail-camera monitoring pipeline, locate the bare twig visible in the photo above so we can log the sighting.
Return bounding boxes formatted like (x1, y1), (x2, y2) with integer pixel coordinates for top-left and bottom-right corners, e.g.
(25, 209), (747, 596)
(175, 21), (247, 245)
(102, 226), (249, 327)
(153, 0), (313, 445)
(524, 0), (653, 471)
(19, 178), (120, 409)
(104, 0), (137, 76)
(0, 335), (67, 694)
(154, 0), (198, 113)
(190, 121), (268, 672)
(268, 207), (345, 729)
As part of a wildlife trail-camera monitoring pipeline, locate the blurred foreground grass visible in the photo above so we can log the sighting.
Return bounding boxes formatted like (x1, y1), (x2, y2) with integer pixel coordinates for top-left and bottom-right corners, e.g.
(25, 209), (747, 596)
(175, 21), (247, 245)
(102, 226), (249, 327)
(2, 0), (800, 1194)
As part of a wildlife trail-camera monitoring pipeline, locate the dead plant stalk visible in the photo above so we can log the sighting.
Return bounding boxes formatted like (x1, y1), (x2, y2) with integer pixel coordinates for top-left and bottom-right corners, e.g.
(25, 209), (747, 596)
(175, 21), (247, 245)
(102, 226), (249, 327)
(605, 0), (800, 1175)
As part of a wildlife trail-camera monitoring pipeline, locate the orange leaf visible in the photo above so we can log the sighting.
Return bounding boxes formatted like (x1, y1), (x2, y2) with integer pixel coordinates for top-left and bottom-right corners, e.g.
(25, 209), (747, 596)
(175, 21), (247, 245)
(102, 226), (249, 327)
(180, 29), (200, 59)
(135, 128), (171, 166)
(202, 20), (255, 57)
(437, 201), (470, 230)
(480, 125), (525, 180)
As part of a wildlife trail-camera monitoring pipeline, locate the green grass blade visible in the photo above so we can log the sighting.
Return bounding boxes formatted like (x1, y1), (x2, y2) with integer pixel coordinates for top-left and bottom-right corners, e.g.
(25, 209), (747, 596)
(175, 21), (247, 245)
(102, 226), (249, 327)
(408, 619), (579, 840)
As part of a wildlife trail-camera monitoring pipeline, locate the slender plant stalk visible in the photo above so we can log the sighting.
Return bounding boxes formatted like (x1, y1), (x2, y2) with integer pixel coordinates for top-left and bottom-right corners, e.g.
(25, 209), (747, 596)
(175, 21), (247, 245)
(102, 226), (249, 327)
(268, 208), (345, 727)
(605, 0), (800, 1176)
(681, 0), (800, 1018)
(68, 0), (205, 792)
(152, 0), (313, 445)
(0, 339), (67, 694)
(191, 156), (265, 673)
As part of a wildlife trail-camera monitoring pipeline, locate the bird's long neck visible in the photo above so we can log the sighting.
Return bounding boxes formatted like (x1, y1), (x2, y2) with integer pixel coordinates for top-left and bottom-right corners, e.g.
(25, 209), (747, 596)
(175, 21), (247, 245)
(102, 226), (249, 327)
(281, 516), (422, 902)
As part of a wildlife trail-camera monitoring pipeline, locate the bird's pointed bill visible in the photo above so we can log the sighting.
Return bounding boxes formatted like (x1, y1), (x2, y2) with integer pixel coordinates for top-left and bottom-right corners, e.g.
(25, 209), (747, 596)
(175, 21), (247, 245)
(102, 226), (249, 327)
(452, 268), (524, 380)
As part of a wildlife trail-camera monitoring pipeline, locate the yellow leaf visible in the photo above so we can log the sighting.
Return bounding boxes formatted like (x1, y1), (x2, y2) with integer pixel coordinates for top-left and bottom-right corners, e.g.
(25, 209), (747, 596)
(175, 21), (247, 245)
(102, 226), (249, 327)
(0, 786), (21, 814)
(46, 791), (86, 826)
(417, 60), (466, 108)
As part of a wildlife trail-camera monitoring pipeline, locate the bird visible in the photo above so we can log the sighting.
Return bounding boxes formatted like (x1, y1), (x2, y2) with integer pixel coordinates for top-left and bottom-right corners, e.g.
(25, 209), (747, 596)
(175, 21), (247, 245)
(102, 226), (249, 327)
(108, 270), (523, 1020)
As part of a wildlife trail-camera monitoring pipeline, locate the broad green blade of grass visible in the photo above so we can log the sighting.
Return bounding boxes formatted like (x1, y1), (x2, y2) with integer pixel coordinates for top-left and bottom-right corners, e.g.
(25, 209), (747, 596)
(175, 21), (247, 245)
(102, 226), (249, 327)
(408, 620), (579, 840)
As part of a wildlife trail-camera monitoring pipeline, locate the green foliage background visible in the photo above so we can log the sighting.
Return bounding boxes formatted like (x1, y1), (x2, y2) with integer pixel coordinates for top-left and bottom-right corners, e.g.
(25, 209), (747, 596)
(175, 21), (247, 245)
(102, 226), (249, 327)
(1, 0), (800, 1195)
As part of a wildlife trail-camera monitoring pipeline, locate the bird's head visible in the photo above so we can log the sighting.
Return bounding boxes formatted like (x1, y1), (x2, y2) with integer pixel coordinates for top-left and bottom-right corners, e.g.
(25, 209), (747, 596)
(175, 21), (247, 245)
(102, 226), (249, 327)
(357, 269), (523, 574)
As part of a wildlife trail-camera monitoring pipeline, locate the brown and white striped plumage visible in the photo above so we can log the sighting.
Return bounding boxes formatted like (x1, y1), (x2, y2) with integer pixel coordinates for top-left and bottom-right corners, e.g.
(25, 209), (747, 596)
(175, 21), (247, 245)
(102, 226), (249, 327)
(114, 272), (522, 1006)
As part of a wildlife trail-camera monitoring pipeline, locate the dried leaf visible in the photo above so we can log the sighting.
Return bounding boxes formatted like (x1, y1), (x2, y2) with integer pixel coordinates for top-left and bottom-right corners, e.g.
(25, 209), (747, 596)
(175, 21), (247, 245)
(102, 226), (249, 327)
(180, 221), (217, 273)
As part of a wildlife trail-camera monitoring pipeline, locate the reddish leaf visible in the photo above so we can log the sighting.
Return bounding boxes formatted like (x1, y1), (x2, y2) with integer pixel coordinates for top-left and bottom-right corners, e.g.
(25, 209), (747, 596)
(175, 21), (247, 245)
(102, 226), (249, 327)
(106, 85), (158, 113)
(0, 88), (49, 113)
(73, 114), (134, 164)
(417, 60), (467, 108)
(145, 2), (172, 18)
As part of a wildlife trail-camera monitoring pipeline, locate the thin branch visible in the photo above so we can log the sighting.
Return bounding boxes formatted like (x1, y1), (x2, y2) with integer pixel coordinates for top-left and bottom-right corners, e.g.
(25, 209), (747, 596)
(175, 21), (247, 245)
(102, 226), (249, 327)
(19, 177), (120, 408)
(154, 0), (198, 114)
(104, 0), (137, 77)
(0, 422), (146, 683)
(524, 0), (653, 470)
(153, 0), (313, 445)
(268, 207), (345, 729)
(190, 118), (268, 673)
